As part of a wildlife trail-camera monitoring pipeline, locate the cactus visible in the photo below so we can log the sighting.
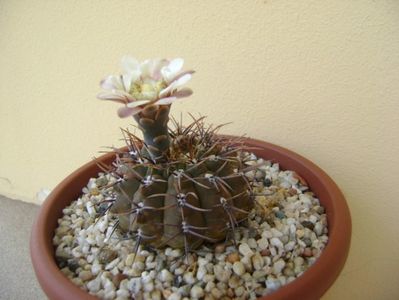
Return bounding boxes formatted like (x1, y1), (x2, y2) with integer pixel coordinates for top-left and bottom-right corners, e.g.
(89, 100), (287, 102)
(96, 56), (255, 255)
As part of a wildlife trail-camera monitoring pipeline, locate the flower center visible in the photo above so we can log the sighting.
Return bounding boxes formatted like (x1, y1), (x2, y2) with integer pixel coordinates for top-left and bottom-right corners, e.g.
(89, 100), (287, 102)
(130, 79), (167, 101)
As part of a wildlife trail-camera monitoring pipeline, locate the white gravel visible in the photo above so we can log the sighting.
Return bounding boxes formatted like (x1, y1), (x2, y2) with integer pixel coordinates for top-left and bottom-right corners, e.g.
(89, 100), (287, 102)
(53, 153), (329, 299)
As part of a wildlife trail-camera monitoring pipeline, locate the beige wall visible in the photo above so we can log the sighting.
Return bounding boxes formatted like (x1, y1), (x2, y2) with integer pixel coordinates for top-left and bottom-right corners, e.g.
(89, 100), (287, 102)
(1, 1), (398, 299)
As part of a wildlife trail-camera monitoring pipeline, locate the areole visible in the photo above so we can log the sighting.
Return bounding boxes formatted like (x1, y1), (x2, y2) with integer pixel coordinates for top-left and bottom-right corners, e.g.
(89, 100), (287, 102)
(30, 137), (351, 300)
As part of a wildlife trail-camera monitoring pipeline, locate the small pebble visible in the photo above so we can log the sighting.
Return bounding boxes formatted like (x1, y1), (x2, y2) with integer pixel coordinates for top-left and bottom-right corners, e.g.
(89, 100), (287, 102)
(183, 272), (195, 285)
(235, 285), (245, 297)
(302, 237), (312, 247)
(160, 269), (174, 282)
(314, 222), (324, 236)
(257, 237), (269, 250)
(150, 290), (162, 300)
(232, 261), (246, 276)
(273, 259), (286, 274)
(228, 275), (241, 288)
(296, 229), (305, 238)
(264, 178), (272, 187)
(247, 238), (258, 249)
(302, 248), (313, 257)
(275, 211), (286, 219)
(301, 220), (314, 230)
(78, 270), (93, 281)
(239, 243), (254, 257)
(260, 249), (271, 256)
(112, 273), (127, 287)
(294, 256), (304, 266)
(285, 241), (296, 251)
(248, 227), (258, 238)
(214, 265), (231, 283)
(105, 258), (119, 270)
(87, 276), (101, 293)
(173, 275), (183, 287)
(196, 266), (207, 281)
(227, 288), (235, 297)
(91, 263), (102, 276)
(251, 253), (264, 270)
(98, 248), (117, 264)
(168, 292), (181, 300)
(211, 287), (223, 298)
(266, 278), (281, 291)
(203, 274), (215, 283)
(67, 259), (79, 272)
(190, 286), (204, 299)
(226, 252), (240, 263)
(205, 281), (215, 292)
(214, 244), (226, 253)
(270, 237), (284, 249)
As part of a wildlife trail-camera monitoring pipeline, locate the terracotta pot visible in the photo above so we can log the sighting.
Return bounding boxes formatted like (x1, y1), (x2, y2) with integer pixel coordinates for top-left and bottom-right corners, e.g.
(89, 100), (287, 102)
(30, 137), (351, 300)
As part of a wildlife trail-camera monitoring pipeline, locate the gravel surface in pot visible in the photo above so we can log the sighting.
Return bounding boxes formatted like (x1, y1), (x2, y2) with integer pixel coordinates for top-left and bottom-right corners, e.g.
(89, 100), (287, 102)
(53, 153), (328, 300)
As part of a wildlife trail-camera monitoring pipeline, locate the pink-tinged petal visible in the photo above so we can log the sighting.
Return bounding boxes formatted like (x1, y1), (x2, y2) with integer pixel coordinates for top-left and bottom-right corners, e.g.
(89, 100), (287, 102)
(159, 82), (176, 98)
(169, 58), (184, 70)
(100, 75), (124, 90)
(97, 90), (135, 102)
(126, 99), (151, 108)
(159, 73), (193, 98)
(154, 97), (177, 105)
(168, 58), (184, 74)
(160, 58), (184, 82)
(140, 59), (169, 79)
(140, 59), (152, 78)
(172, 88), (193, 98)
(122, 73), (133, 92)
(168, 70), (195, 84)
(122, 71), (140, 92)
(171, 73), (192, 89)
(117, 106), (142, 118)
(152, 59), (169, 80)
(160, 67), (171, 82)
(121, 56), (140, 73)
(116, 90), (136, 101)
(97, 92), (127, 104)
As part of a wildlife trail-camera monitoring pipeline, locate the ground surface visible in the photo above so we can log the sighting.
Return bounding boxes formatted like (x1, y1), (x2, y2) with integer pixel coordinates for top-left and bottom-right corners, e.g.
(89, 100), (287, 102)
(0, 195), (46, 300)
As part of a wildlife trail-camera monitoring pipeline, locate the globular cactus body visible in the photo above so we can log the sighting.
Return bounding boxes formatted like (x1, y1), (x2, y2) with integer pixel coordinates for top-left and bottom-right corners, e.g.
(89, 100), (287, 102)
(101, 104), (254, 252)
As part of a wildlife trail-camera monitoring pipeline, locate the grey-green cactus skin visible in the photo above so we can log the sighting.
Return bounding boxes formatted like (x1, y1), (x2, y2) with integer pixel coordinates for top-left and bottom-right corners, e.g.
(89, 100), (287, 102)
(101, 104), (254, 252)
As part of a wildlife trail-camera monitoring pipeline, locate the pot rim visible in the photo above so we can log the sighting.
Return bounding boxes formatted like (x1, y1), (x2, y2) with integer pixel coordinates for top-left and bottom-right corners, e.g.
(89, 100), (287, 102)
(30, 137), (351, 300)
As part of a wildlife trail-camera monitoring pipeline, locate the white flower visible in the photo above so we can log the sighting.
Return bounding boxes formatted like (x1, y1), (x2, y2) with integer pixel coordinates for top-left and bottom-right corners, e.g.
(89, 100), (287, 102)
(97, 56), (194, 118)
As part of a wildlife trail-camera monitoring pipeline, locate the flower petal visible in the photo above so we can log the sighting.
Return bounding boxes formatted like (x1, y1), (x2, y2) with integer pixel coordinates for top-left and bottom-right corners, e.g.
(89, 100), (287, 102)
(126, 99), (151, 108)
(140, 59), (153, 78)
(160, 58), (184, 83)
(168, 58), (184, 74)
(97, 92), (127, 104)
(172, 73), (192, 89)
(154, 97), (177, 105)
(168, 70), (195, 85)
(122, 71), (140, 92)
(158, 82), (176, 98)
(97, 89), (135, 102)
(152, 59), (169, 80)
(122, 73), (132, 92)
(121, 56), (140, 73)
(172, 88), (193, 98)
(117, 106), (142, 118)
(100, 75), (124, 90)
(139, 59), (170, 79)
(159, 73), (192, 98)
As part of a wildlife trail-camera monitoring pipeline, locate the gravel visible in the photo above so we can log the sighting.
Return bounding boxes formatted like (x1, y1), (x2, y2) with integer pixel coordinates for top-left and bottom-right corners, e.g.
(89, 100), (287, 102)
(53, 153), (329, 299)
